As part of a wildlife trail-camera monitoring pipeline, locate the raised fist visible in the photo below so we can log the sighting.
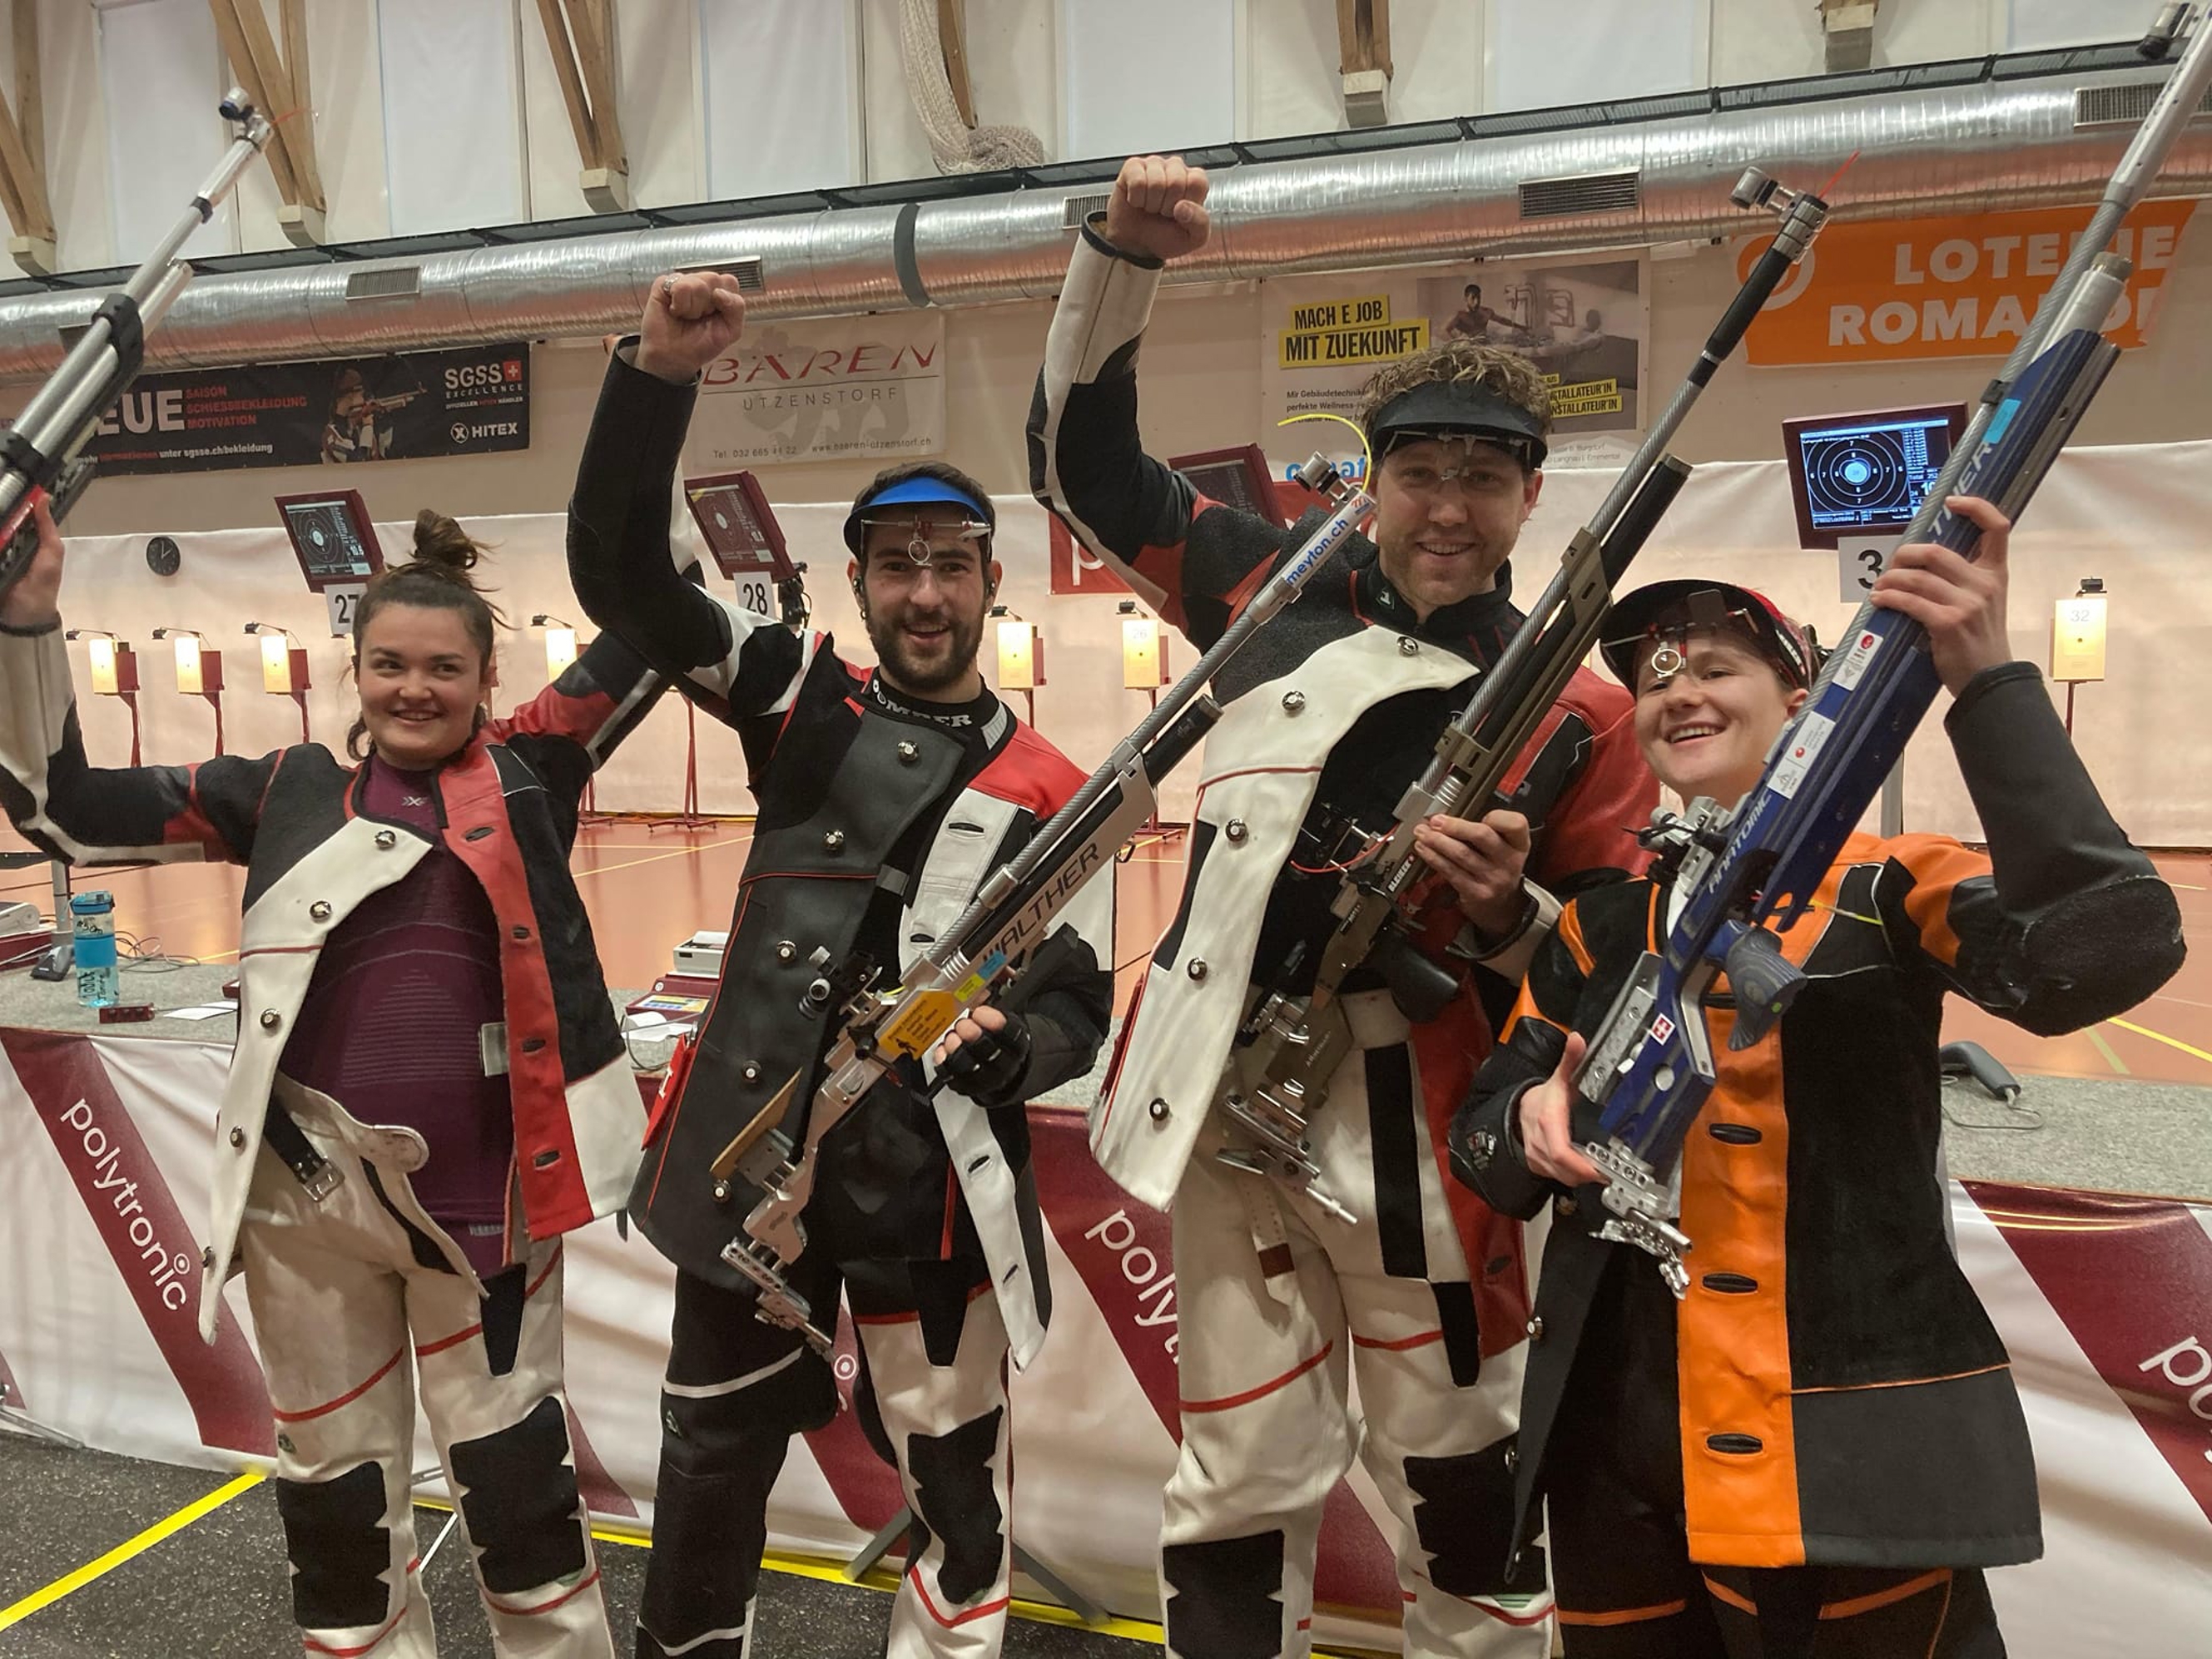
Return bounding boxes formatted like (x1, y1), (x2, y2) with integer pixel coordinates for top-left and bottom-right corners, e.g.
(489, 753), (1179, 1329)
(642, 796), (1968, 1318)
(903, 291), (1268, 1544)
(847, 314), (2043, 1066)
(1102, 155), (1211, 264)
(636, 270), (746, 384)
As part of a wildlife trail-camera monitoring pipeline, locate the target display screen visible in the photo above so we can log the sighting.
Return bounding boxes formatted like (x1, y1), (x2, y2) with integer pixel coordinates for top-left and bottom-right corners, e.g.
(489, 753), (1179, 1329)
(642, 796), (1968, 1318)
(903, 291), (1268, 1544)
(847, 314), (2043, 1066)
(1782, 404), (1966, 548)
(1170, 445), (1287, 529)
(682, 471), (796, 582)
(274, 490), (384, 589)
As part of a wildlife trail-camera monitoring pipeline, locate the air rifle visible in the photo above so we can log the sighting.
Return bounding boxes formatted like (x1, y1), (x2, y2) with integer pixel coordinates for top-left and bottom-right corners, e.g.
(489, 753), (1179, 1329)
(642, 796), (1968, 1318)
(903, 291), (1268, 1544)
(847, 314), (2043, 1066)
(0, 92), (272, 594)
(1574, 0), (2212, 1295)
(707, 455), (1380, 1352)
(1218, 167), (1833, 1216)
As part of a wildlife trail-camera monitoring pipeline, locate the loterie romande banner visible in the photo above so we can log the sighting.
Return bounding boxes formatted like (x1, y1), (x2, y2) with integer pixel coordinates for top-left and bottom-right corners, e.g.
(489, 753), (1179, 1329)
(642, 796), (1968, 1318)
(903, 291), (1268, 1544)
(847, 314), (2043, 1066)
(1736, 200), (2199, 365)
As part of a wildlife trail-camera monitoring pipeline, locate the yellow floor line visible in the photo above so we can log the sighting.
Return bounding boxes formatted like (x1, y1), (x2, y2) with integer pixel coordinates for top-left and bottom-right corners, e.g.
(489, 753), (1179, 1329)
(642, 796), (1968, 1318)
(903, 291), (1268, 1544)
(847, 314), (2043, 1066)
(0, 1470), (265, 1632)
(2105, 1016), (2212, 1067)
(576, 834), (754, 879)
(2086, 1027), (2132, 1077)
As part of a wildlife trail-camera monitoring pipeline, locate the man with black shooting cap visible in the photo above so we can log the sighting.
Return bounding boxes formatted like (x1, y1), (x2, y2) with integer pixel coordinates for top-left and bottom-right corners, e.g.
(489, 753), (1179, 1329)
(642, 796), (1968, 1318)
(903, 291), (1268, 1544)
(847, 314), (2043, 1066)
(1029, 155), (1656, 1656)
(568, 270), (1113, 1659)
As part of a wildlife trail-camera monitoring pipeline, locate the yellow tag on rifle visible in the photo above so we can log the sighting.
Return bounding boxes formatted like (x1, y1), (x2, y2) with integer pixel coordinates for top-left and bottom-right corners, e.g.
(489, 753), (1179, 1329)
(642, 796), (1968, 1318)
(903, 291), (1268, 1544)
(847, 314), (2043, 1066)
(880, 989), (963, 1059)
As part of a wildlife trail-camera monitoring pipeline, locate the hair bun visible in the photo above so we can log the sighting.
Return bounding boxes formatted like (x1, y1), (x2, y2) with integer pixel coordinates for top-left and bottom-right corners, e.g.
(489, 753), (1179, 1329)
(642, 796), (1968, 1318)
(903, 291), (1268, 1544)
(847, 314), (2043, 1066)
(409, 508), (482, 576)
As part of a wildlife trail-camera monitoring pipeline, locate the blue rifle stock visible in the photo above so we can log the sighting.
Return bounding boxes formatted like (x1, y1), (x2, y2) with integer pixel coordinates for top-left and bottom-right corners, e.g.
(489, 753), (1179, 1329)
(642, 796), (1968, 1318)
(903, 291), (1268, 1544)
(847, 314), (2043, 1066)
(1574, 294), (2124, 1294)
(1570, 0), (2212, 1291)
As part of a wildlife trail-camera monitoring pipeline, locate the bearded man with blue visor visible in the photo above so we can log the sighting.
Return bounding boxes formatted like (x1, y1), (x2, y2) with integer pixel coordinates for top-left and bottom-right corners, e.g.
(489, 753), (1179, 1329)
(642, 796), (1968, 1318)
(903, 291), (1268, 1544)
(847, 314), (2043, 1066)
(567, 270), (1113, 1659)
(1029, 156), (1657, 1657)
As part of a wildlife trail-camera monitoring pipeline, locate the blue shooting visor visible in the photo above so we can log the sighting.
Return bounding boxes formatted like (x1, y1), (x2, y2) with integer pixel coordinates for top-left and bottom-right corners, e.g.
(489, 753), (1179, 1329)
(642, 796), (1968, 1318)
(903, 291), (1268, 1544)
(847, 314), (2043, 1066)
(842, 476), (996, 555)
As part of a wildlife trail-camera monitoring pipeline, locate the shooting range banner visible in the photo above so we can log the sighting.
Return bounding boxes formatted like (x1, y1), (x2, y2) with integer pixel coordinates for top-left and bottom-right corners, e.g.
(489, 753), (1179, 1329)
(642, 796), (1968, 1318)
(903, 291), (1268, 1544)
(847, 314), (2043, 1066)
(1737, 200), (2199, 365)
(1260, 255), (1649, 476)
(684, 310), (947, 468)
(82, 342), (532, 475)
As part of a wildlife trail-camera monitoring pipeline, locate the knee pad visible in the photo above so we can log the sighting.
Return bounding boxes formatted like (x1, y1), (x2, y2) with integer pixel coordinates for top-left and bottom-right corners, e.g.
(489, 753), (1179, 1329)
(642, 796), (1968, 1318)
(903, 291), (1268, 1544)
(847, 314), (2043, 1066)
(1403, 1440), (1540, 1597)
(905, 1407), (1004, 1605)
(449, 1395), (589, 1594)
(1161, 1531), (1284, 1659)
(274, 1459), (392, 1631)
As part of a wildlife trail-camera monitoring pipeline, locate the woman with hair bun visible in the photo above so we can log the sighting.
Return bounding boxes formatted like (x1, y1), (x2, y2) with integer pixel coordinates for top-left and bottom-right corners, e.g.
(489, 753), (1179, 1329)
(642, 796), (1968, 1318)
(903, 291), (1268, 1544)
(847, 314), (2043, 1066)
(0, 501), (662, 1657)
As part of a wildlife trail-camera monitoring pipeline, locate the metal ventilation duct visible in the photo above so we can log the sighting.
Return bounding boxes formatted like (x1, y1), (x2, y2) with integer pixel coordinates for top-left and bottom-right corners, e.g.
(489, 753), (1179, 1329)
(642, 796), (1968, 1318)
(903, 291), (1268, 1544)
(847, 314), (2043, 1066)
(0, 49), (2206, 382)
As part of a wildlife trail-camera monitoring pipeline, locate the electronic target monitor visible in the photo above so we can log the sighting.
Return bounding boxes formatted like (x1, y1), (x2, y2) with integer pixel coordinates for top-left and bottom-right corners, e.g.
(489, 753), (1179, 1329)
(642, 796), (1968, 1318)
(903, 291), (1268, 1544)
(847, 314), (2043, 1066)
(1170, 445), (1287, 529)
(275, 489), (384, 589)
(682, 470), (796, 583)
(1781, 403), (1967, 549)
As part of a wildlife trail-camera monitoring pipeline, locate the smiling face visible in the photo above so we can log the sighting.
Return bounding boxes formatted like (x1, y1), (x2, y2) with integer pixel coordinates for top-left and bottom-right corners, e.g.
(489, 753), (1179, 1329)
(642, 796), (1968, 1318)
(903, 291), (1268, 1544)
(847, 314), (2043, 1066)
(1631, 629), (1807, 807)
(355, 602), (490, 770)
(1370, 435), (1542, 618)
(852, 514), (999, 700)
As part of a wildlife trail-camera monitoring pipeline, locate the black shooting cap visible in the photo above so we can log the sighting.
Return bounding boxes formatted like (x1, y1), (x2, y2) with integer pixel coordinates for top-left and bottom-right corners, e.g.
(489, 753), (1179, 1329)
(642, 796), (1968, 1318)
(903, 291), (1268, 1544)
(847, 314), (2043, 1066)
(1366, 379), (1550, 470)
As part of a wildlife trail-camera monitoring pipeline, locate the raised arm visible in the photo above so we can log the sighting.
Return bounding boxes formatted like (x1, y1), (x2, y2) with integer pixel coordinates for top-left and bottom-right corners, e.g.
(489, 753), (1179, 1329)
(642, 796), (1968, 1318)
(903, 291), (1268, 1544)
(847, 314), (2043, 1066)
(1028, 156), (1287, 648)
(488, 629), (667, 811)
(1866, 496), (2184, 1031)
(1877, 663), (2183, 1033)
(0, 503), (271, 866)
(566, 272), (822, 730)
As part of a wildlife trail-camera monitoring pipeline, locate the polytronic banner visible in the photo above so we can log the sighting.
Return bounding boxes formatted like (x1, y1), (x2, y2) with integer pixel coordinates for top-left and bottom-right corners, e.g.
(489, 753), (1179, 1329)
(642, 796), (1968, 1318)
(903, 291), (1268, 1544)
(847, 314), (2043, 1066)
(3, 1028), (2210, 1652)
(1735, 200), (2198, 365)
(82, 342), (532, 474)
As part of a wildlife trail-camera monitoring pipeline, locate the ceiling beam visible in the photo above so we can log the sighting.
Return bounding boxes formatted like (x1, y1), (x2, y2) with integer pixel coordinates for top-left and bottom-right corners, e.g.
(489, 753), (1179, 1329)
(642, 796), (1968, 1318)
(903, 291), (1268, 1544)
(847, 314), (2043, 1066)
(1337, 0), (1392, 130)
(0, 1), (52, 275)
(531, 0), (629, 212)
(938, 0), (976, 129)
(206, 0), (324, 245)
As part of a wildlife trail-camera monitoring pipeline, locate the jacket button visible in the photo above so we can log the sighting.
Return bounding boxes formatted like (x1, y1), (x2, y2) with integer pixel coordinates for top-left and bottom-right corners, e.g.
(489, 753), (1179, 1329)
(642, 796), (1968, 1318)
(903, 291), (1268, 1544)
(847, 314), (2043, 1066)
(374, 830), (397, 849)
(228, 1127), (246, 1148)
(1504, 1443), (1520, 1473)
(1398, 636), (1419, 656)
(259, 1010), (281, 1031)
(741, 1063), (761, 1082)
(201, 1245), (216, 1269)
(1148, 1098), (1170, 1122)
(822, 830), (845, 853)
(776, 940), (796, 963)
(712, 1179), (732, 1203)
(1555, 1194), (1579, 1219)
(896, 741), (919, 763)
(1281, 691), (1306, 714)
(309, 901), (332, 922)
(1525, 1315), (1545, 1342)
(1187, 958), (1208, 982)
(1224, 819), (1248, 844)
(1468, 1128), (1496, 1168)
(1507, 1548), (1525, 1580)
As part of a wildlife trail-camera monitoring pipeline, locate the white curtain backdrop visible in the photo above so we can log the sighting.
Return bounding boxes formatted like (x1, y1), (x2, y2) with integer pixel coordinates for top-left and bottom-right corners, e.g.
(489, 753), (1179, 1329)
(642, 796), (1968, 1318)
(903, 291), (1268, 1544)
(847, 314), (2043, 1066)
(47, 436), (2212, 843)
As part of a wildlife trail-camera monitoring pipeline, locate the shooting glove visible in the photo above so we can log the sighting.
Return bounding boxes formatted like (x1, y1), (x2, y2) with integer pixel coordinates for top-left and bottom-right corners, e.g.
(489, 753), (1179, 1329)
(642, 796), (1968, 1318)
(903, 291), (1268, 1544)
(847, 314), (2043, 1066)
(938, 1013), (1036, 1110)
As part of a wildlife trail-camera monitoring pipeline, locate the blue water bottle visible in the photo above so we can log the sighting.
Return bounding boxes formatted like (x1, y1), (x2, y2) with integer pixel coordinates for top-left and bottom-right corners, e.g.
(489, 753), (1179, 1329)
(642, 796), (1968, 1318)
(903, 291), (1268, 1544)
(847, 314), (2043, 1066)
(71, 890), (119, 1008)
